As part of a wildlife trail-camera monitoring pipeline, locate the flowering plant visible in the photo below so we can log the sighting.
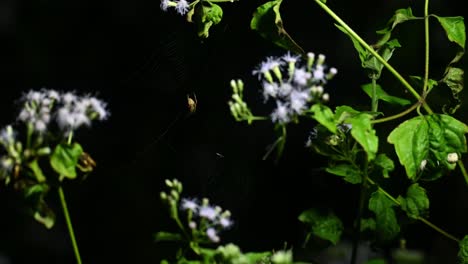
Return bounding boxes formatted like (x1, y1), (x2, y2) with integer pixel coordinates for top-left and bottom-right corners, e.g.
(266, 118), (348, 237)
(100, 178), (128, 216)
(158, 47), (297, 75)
(163, 0), (468, 263)
(0, 89), (108, 263)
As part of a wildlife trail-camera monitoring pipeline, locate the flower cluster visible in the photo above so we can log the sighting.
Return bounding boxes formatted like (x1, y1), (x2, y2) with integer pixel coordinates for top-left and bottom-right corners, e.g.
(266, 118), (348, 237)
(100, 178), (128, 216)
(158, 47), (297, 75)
(253, 52), (337, 124)
(181, 197), (233, 243)
(17, 89), (109, 134)
(160, 179), (233, 244)
(160, 0), (191, 15)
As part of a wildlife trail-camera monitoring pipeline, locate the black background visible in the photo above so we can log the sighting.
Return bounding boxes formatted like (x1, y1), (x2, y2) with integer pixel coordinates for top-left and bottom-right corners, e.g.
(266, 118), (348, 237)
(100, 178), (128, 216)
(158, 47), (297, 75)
(0, 0), (467, 263)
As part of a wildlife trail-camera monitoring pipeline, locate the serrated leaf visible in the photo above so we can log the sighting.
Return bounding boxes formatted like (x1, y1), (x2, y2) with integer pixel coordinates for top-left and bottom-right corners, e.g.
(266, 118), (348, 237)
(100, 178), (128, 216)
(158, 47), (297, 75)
(326, 164), (362, 184)
(387, 116), (430, 180)
(373, 153), (395, 178)
(310, 104), (337, 133)
(347, 114), (378, 161)
(298, 208), (343, 245)
(368, 191), (400, 241)
(459, 235), (468, 264)
(50, 142), (83, 180)
(154, 231), (183, 242)
(397, 183), (429, 219)
(434, 16), (466, 49)
(442, 67), (464, 114)
(362, 83), (411, 106)
(251, 0), (304, 54)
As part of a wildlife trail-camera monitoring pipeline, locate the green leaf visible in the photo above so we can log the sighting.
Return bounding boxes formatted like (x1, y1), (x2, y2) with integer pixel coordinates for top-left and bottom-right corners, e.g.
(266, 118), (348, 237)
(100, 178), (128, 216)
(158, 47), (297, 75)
(361, 83), (411, 106)
(154, 231), (183, 242)
(368, 191), (400, 241)
(434, 16), (466, 49)
(192, 2), (223, 38)
(298, 208), (344, 245)
(375, 8), (417, 47)
(251, 0), (304, 54)
(388, 116), (429, 180)
(360, 218), (376, 232)
(373, 153), (395, 178)
(397, 183), (429, 219)
(363, 39), (401, 78)
(459, 235), (468, 264)
(441, 67), (464, 114)
(50, 142), (84, 180)
(326, 164), (362, 184)
(310, 104), (337, 133)
(347, 114), (379, 161)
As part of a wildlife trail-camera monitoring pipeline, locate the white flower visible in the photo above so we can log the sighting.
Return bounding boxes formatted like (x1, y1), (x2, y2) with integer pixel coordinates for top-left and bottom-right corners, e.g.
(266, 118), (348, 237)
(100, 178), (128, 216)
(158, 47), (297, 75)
(313, 65), (325, 82)
(271, 101), (290, 124)
(420, 159), (428, 171)
(219, 217), (233, 229)
(199, 205), (218, 220)
(181, 198), (198, 212)
(0, 126), (15, 146)
(175, 0), (190, 15)
(252, 57), (284, 80)
(62, 92), (77, 105)
(188, 221), (197, 229)
(206, 227), (220, 243)
(293, 68), (311, 86)
(282, 52), (299, 64)
(160, 0), (171, 11)
(289, 89), (310, 114)
(278, 83), (293, 97)
(262, 82), (278, 100)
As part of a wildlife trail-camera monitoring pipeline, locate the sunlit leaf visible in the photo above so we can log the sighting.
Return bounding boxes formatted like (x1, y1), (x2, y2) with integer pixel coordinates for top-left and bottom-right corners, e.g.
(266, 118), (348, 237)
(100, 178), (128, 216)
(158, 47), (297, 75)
(434, 16), (466, 49)
(310, 104), (337, 133)
(388, 114), (468, 180)
(347, 114), (378, 161)
(50, 142), (83, 180)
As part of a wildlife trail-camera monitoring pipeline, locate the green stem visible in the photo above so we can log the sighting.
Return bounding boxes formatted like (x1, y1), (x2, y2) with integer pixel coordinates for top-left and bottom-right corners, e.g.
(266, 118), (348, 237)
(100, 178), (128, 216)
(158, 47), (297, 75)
(59, 131), (82, 264)
(458, 160), (468, 186)
(367, 178), (459, 243)
(312, 0), (433, 115)
(371, 102), (419, 124)
(351, 160), (369, 264)
(371, 78), (378, 112)
(423, 0), (430, 94)
(58, 186), (83, 264)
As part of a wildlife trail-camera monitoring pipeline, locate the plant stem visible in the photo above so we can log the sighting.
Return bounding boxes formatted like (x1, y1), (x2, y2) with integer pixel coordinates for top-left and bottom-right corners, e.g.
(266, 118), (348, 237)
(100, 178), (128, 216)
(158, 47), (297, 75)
(58, 186), (83, 264)
(371, 78), (378, 112)
(423, 0), (430, 94)
(312, 0), (432, 114)
(367, 178), (459, 243)
(58, 131), (82, 264)
(350, 161), (369, 264)
(458, 160), (468, 186)
(371, 102), (419, 124)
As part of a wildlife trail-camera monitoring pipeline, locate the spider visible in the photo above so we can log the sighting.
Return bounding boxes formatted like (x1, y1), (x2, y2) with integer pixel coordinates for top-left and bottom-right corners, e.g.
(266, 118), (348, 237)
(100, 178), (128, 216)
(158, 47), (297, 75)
(187, 93), (197, 114)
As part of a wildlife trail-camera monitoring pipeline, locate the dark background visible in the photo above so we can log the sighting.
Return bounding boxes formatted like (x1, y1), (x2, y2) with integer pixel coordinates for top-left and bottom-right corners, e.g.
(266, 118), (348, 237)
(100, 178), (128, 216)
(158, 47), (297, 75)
(0, 0), (467, 263)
